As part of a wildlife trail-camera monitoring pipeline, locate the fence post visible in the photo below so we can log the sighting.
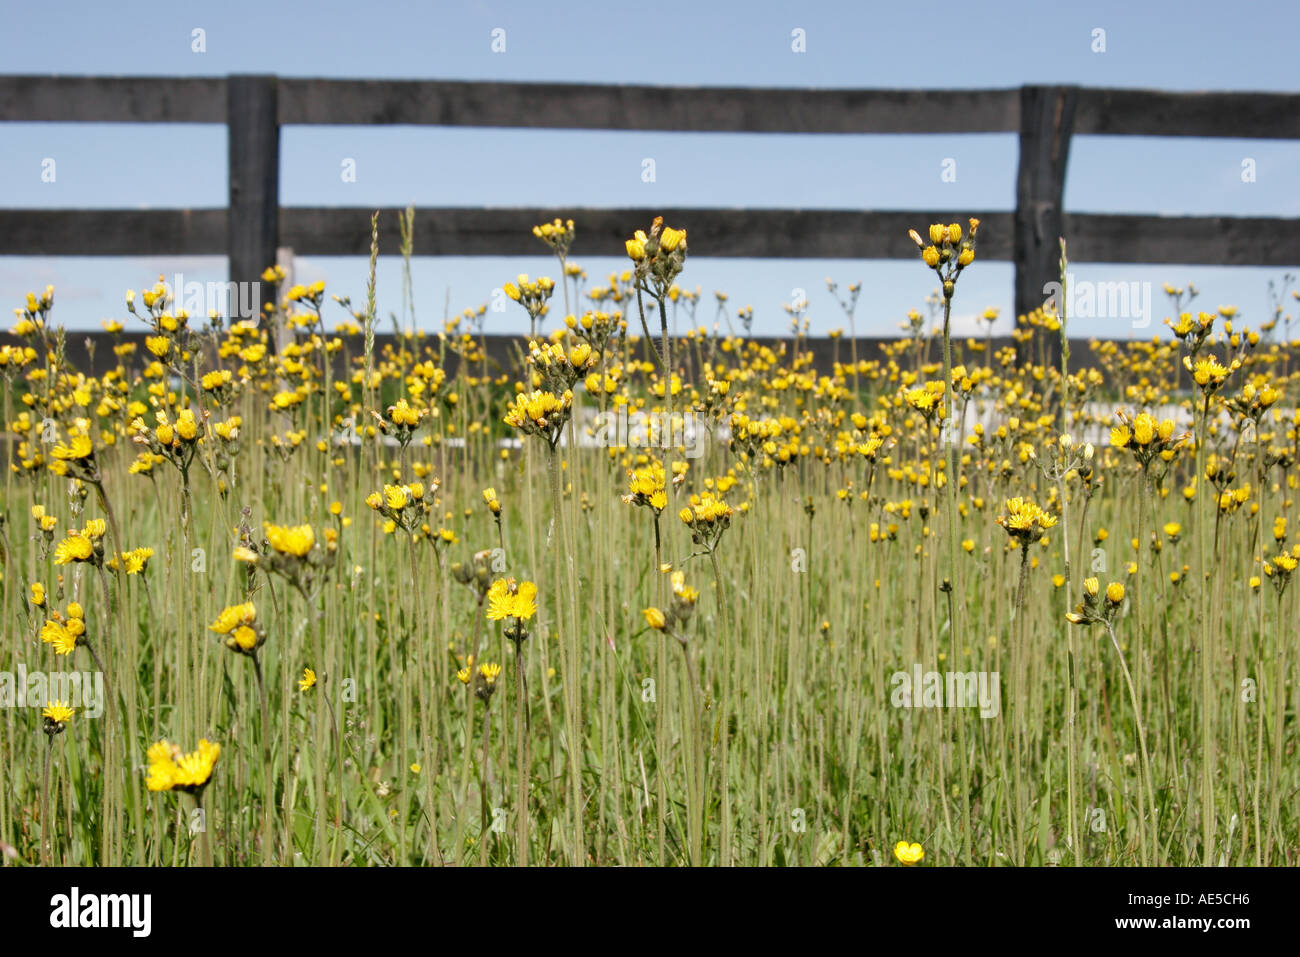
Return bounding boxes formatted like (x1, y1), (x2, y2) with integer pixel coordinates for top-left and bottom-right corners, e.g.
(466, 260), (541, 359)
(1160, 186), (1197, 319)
(227, 75), (280, 319)
(1014, 85), (1077, 325)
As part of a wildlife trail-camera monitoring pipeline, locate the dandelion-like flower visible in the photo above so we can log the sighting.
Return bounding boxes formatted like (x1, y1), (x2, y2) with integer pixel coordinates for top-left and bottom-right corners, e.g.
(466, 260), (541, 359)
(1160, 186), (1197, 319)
(40, 604), (87, 657)
(908, 218), (979, 299)
(1110, 410), (1186, 472)
(503, 388), (573, 449)
(145, 738), (220, 793)
(53, 527), (101, 566)
(486, 578), (538, 624)
(107, 546), (155, 575)
(996, 496), (1057, 547)
(209, 602), (264, 655)
(475, 662), (503, 703)
(623, 460), (669, 513)
(265, 523), (315, 557)
(502, 274), (556, 333)
(903, 380), (947, 419)
(626, 217), (688, 298)
(679, 492), (733, 551)
(486, 577), (539, 645)
(42, 700), (75, 735)
(1065, 577), (1127, 625)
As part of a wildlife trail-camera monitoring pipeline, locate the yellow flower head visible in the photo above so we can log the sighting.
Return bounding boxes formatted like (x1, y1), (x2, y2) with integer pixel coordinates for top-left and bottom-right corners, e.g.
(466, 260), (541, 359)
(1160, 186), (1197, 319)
(681, 492), (733, 526)
(108, 546), (155, 575)
(145, 738), (220, 792)
(997, 496), (1057, 544)
(625, 461), (668, 511)
(902, 379), (946, 417)
(503, 389), (571, 434)
(670, 570), (699, 605)
(201, 369), (233, 391)
(50, 432), (93, 461)
(384, 484), (410, 510)
(1185, 355), (1230, 390)
(175, 409), (199, 441)
(659, 226), (687, 253)
(265, 523), (315, 557)
(209, 602), (256, 635)
(31, 504), (58, 533)
(894, 841), (924, 865)
(40, 616), (79, 655)
(387, 398), (423, 427)
(486, 578), (538, 621)
(1132, 413), (1157, 446)
(42, 700), (75, 725)
(53, 533), (94, 565)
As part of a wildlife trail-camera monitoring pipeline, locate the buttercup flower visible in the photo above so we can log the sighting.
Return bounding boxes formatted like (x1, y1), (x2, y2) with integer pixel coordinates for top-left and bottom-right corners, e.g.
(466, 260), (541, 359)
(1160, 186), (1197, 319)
(894, 841), (925, 865)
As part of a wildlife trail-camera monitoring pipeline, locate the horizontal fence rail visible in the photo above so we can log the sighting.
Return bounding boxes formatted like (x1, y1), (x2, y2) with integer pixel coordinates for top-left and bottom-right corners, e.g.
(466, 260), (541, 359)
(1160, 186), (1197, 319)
(0, 207), (1293, 266)
(1, 74), (1298, 321)
(5, 77), (1299, 138)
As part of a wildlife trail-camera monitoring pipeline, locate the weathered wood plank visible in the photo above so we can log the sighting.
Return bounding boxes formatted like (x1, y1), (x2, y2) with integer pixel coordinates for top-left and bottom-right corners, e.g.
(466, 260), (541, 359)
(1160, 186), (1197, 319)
(1075, 88), (1300, 139)
(227, 76), (280, 289)
(279, 207), (1015, 260)
(278, 79), (1020, 133)
(0, 208), (227, 255)
(1015, 86), (1077, 318)
(3, 207), (1297, 267)
(4, 76), (1296, 139)
(2, 206), (1011, 260)
(0, 75), (226, 123)
(1065, 213), (1300, 266)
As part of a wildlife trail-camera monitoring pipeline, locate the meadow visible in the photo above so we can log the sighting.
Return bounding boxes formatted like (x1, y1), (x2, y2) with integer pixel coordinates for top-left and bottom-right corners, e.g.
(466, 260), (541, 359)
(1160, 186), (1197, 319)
(0, 214), (1296, 867)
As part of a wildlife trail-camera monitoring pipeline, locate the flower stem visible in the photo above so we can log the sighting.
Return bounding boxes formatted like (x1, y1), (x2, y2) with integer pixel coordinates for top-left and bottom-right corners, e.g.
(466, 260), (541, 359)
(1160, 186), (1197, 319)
(1105, 619), (1155, 866)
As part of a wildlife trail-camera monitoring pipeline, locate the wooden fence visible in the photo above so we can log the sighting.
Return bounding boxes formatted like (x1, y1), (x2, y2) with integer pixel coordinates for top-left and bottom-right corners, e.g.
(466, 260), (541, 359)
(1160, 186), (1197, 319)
(1, 75), (1298, 320)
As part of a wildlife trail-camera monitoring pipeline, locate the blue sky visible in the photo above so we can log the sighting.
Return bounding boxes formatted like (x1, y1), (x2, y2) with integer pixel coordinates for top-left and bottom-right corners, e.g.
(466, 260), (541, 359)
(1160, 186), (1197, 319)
(1, 0), (1297, 337)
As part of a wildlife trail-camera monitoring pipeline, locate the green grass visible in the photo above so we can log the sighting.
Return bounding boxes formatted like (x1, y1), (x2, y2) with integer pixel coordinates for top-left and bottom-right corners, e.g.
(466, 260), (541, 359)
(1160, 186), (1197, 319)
(0, 260), (1297, 868)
